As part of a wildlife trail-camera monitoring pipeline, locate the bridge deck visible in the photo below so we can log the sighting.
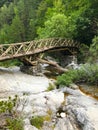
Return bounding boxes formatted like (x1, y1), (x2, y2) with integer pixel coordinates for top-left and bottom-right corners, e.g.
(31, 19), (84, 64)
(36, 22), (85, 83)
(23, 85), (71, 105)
(0, 38), (79, 61)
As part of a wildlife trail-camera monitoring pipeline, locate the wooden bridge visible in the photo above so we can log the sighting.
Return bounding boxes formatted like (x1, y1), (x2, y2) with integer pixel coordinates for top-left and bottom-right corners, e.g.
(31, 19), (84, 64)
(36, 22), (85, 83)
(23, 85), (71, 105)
(0, 38), (79, 64)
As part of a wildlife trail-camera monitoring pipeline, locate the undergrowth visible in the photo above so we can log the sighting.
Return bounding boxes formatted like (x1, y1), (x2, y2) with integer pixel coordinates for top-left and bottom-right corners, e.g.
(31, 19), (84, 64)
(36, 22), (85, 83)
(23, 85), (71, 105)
(0, 95), (24, 130)
(56, 64), (98, 87)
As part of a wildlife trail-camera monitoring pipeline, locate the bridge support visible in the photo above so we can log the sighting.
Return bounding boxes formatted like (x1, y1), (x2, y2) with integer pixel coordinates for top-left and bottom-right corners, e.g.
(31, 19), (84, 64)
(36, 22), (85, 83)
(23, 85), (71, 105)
(72, 55), (77, 64)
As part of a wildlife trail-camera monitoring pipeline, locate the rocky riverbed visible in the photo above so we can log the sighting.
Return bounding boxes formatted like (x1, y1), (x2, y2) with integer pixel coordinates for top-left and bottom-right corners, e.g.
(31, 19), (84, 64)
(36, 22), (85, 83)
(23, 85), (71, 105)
(0, 67), (98, 130)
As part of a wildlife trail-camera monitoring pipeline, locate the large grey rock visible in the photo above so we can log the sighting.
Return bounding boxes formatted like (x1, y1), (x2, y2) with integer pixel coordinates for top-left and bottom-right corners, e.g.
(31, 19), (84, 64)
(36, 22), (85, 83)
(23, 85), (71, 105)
(24, 125), (38, 130)
(69, 83), (79, 89)
(61, 87), (98, 130)
(54, 118), (75, 130)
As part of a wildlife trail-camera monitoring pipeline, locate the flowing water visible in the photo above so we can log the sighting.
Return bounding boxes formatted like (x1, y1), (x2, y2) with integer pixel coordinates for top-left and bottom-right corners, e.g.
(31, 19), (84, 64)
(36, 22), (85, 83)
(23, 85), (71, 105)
(0, 66), (50, 99)
(79, 84), (98, 100)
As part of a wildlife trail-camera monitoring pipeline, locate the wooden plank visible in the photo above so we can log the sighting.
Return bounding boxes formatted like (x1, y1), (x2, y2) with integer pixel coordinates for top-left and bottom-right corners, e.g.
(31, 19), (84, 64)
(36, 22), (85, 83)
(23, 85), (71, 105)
(0, 38), (79, 61)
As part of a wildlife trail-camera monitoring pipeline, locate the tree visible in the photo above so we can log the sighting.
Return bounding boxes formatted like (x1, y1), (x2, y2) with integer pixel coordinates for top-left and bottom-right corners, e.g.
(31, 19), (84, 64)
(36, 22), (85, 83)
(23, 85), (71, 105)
(15, 0), (42, 41)
(0, 0), (98, 46)
(9, 15), (25, 43)
(89, 36), (98, 63)
(0, 24), (10, 44)
(0, 3), (14, 27)
(64, 0), (98, 44)
(45, 0), (65, 19)
(37, 13), (77, 39)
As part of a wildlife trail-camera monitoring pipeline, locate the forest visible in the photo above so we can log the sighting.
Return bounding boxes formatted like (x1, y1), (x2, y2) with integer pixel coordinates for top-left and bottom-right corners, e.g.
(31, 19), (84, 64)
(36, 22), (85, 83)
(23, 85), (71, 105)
(0, 0), (98, 46)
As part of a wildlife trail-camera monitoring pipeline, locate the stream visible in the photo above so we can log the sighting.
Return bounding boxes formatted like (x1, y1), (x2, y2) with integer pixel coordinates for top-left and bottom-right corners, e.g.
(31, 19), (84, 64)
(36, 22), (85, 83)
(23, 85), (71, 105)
(0, 66), (98, 130)
(79, 84), (98, 100)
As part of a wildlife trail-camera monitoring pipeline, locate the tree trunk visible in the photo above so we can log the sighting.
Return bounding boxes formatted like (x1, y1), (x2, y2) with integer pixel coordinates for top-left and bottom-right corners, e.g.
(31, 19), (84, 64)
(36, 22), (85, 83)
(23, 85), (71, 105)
(38, 58), (68, 73)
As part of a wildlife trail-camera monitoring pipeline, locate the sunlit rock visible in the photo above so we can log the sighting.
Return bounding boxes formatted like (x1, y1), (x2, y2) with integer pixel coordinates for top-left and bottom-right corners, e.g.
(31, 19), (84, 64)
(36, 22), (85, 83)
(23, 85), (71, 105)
(60, 112), (66, 118)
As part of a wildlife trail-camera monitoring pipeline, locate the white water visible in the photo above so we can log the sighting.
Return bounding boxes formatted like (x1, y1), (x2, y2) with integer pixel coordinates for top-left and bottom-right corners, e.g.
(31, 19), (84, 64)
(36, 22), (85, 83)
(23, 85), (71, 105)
(0, 66), (50, 98)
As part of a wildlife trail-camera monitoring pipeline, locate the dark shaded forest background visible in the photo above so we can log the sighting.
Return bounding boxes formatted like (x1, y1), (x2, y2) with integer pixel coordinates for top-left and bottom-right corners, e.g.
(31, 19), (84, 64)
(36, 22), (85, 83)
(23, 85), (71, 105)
(0, 0), (98, 46)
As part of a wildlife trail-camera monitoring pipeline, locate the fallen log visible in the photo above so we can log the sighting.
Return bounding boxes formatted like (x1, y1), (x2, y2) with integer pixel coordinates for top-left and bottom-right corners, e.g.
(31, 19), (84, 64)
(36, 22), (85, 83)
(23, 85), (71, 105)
(38, 58), (68, 73)
(20, 57), (37, 66)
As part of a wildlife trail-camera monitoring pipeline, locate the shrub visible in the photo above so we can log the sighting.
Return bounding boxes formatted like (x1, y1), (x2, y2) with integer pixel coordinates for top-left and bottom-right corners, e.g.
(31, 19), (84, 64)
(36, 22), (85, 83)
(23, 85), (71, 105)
(30, 114), (53, 129)
(56, 64), (98, 87)
(0, 95), (18, 114)
(6, 118), (24, 130)
(30, 116), (44, 129)
(89, 36), (98, 63)
(46, 83), (55, 91)
(0, 95), (24, 130)
(0, 59), (22, 67)
(56, 69), (78, 87)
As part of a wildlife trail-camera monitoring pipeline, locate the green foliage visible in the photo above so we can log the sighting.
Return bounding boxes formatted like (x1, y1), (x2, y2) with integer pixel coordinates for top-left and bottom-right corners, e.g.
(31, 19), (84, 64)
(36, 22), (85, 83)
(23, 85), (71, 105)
(46, 83), (55, 91)
(57, 64), (98, 87)
(89, 36), (98, 63)
(37, 13), (76, 38)
(0, 3), (14, 27)
(57, 70), (77, 87)
(30, 116), (44, 129)
(0, 95), (24, 130)
(78, 44), (89, 63)
(0, 0), (6, 7)
(46, 0), (65, 19)
(0, 24), (10, 44)
(0, 95), (18, 114)
(78, 36), (98, 63)
(6, 118), (24, 130)
(0, 59), (22, 67)
(64, 0), (96, 44)
(0, 0), (98, 49)
(9, 15), (25, 43)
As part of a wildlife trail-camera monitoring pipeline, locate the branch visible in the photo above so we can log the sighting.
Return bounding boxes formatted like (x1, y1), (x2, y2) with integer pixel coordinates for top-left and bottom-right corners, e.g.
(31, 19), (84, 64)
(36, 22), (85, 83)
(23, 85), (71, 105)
(38, 58), (68, 73)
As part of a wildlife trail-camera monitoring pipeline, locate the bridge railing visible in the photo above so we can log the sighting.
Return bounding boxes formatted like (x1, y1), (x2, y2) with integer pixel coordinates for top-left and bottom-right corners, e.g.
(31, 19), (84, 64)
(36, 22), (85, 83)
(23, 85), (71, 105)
(0, 38), (79, 61)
